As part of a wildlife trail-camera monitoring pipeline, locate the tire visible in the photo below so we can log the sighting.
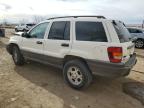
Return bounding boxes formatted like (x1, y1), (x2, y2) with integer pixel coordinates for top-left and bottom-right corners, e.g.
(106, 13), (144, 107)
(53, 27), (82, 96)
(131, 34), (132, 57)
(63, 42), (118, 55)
(12, 46), (25, 66)
(63, 59), (93, 89)
(135, 39), (144, 48)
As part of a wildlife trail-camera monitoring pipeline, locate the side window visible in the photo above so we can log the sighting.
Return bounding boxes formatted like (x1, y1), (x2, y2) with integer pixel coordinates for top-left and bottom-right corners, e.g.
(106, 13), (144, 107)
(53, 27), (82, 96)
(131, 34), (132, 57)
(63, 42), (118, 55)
(131, 29), (137, 33)
(136, 29), (142, 33)
(76, 22), (107, 42)
(48, 21), (70, 40)
(129, 28), (142, 33)
(29, 22), (49, 39)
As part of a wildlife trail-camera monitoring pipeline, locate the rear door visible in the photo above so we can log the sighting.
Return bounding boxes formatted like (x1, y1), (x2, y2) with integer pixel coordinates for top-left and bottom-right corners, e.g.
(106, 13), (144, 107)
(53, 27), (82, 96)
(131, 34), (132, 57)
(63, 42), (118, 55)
(43, 21), (71, 66)
(72, 21), (110, 61)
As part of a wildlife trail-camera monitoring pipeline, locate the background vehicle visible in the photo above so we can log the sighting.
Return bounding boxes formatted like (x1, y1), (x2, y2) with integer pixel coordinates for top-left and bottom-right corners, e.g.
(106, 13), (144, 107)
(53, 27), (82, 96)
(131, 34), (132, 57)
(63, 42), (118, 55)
(15, 23), (35, 32)
(7, 16), (137, 89)
(127, 27), (144, 48)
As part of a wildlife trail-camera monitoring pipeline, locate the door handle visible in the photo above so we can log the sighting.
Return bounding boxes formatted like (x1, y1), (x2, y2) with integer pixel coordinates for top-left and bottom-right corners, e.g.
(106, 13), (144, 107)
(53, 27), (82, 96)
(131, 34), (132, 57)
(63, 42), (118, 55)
(61, 43), (69, 47)
(36, 41), (43, 44)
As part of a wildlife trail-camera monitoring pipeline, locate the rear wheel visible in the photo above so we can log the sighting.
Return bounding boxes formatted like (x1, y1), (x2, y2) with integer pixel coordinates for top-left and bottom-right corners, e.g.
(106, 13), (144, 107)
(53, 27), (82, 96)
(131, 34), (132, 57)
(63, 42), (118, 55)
(135, 39), (144, 48)
(63, 59), (92, 89)
(12, 46), (25, 66)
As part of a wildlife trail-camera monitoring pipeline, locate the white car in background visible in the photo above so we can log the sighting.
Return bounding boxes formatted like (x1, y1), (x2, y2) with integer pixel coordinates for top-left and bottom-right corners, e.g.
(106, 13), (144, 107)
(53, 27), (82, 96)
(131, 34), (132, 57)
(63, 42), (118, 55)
(15, 23), (35, 32)
(14, 32), (24, 36)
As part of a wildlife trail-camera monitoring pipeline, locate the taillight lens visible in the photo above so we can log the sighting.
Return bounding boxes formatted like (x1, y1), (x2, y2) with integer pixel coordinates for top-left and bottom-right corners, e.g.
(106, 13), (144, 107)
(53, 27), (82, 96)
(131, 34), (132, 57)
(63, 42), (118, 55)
(107, 47), (122, 63)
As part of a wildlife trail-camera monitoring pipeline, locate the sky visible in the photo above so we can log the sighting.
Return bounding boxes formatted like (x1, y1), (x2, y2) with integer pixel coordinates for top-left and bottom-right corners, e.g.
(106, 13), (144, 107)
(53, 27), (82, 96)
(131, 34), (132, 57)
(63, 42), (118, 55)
(0, 0), (144, 24)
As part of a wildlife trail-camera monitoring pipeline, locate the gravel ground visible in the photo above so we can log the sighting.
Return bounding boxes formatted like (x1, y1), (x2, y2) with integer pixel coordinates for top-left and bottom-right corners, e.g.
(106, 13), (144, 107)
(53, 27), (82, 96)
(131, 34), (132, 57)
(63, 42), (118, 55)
(0, 29), (144, 108)
(135, 49), (144, 58)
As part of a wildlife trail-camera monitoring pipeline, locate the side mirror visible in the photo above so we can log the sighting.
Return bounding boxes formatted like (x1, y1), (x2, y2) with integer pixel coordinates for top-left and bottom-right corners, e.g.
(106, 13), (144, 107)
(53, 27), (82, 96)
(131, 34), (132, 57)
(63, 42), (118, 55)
(22, 32), (30, 38)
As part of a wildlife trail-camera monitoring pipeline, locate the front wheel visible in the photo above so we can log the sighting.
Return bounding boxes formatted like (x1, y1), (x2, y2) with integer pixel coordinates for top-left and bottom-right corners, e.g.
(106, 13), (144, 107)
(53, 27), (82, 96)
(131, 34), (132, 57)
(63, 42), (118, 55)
(135, 39), (144, 48)
(63, 60), (93, 89)
(12, 46), (25, 66)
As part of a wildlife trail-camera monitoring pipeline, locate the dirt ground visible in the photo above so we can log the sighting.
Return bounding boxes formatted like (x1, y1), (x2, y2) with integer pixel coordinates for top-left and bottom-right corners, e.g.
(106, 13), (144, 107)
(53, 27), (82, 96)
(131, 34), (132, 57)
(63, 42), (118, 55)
(0, 29), (144, 108)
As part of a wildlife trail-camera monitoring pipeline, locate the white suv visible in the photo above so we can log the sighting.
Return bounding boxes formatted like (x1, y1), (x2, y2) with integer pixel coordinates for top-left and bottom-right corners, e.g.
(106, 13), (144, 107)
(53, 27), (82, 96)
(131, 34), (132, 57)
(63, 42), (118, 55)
(15, 23), (35, 32)
(7, 16), (137, 89)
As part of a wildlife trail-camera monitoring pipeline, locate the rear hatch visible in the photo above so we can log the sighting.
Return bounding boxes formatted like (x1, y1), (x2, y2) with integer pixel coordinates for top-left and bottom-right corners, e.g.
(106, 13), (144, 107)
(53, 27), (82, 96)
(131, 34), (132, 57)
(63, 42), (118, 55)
(113, 21), (135, 62)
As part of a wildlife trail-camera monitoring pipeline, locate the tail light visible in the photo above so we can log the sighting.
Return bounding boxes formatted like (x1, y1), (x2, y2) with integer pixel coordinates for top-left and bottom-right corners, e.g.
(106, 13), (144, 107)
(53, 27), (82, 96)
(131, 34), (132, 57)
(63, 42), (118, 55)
(107, 47), (122, 63)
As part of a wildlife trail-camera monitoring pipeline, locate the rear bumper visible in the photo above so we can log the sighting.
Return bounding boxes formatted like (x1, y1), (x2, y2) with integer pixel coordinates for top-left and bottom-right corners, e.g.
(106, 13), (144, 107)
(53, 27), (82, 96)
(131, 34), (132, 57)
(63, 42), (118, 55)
(87, 53), (137, 77)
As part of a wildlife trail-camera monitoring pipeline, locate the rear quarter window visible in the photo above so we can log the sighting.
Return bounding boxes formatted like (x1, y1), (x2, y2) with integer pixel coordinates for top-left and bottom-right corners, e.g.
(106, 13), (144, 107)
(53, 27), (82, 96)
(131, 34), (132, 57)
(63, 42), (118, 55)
(75, 22), (107, 42)
(113, 21), (131, 43)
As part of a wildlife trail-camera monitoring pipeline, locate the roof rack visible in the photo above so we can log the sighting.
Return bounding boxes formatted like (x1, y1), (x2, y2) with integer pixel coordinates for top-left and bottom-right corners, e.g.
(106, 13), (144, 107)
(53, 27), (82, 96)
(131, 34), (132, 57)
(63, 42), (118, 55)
(47, 16), (106, 20)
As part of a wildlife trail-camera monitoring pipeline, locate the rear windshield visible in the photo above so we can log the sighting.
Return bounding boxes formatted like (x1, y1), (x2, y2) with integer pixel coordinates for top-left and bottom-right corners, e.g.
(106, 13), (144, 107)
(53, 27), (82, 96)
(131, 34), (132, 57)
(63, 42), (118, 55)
(113, 21), (131, 43)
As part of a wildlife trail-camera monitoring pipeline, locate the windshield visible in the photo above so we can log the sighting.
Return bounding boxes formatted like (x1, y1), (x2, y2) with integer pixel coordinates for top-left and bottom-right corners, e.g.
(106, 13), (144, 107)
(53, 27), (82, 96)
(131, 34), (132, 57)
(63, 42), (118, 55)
(113, 21), (131, 43)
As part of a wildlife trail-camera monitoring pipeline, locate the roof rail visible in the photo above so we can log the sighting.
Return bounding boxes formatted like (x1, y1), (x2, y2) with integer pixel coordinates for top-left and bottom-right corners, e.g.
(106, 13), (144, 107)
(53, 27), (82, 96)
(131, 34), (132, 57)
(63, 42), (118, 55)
(47, 16), (106, 20)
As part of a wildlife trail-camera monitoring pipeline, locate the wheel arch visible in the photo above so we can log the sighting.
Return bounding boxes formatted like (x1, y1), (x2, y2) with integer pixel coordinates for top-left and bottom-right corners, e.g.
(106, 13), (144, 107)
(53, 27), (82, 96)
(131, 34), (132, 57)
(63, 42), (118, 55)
(63, 55), (91, 72)
(7, 43), (20, 55)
